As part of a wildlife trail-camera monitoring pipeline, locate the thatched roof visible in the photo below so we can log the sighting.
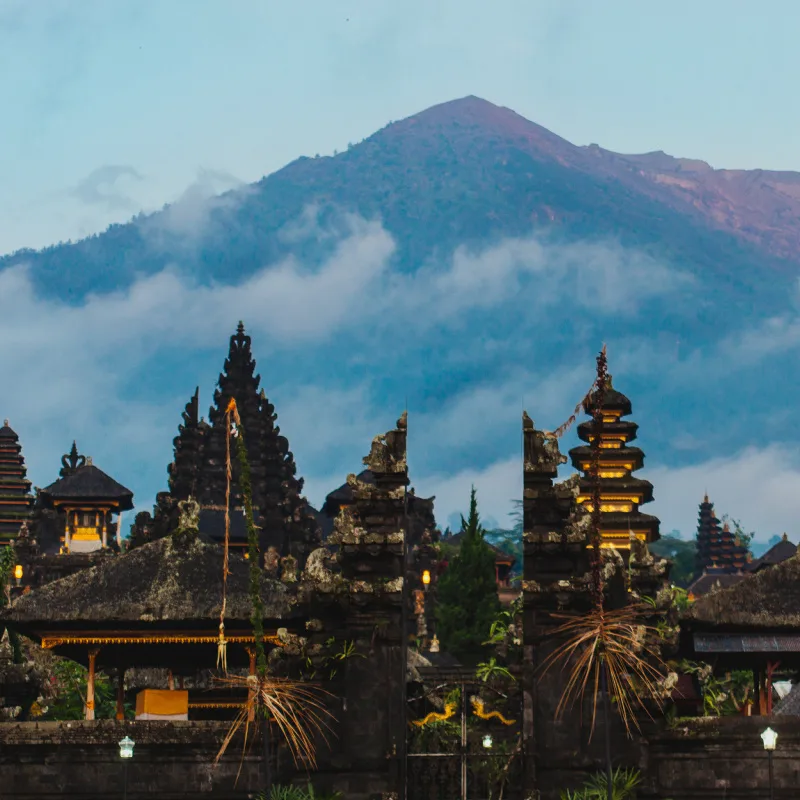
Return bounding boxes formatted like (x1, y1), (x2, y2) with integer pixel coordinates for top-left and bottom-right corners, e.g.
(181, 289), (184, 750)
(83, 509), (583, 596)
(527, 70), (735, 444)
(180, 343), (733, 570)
(41, 464), (134, 510)
(3, 528), (292, 629)
(686, 571), (746, 598)
(685, 554), (800, 629)
(748, 536), (798, 572)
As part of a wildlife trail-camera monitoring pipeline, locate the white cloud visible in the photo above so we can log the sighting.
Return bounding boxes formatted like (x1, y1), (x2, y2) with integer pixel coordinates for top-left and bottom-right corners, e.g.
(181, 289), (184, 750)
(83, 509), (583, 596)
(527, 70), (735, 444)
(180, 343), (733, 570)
(415, 445), (800, 547)
(647, 445), (800, 542)
(0, 216), (700, 523)
(399, 235), (692, 319)
(140, 168), (252, 244)
(70, 165), (144, 211)
(417, 457), (521, 531)
(716, 316), (800, 364)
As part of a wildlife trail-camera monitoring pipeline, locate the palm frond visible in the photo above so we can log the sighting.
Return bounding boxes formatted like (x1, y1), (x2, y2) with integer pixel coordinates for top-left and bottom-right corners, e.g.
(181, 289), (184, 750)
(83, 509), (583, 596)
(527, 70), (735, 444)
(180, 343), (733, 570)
(214, 674), (336, 771)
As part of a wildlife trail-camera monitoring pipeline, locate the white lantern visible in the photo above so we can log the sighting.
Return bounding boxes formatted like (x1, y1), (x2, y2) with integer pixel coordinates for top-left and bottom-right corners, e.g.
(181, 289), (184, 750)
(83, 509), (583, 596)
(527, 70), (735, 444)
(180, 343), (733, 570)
(761, 727), (778, 751)
(119, 736), (135, 759)
(482, 734), (493, 749)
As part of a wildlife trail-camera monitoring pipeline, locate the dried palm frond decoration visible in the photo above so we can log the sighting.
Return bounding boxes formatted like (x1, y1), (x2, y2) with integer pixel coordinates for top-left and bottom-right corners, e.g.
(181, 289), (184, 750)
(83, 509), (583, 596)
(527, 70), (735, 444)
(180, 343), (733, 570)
(213, 396), (336, 779)
(217, 397), (238, 673)
(215, 674), (335, 771)
(538, 604), (666, 737)
(538, 346), (668, 739)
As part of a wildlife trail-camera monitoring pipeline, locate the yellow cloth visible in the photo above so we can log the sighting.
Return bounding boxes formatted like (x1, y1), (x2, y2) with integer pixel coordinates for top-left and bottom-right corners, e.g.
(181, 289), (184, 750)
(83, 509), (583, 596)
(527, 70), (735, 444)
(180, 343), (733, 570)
(135, 689), (189, 717)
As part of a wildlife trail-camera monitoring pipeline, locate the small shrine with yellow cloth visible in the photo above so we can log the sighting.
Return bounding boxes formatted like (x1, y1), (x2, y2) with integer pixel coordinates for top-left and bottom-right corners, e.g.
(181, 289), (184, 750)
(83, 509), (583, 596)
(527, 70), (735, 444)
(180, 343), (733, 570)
(3, 514), (297, 720)
(38, 442), (134, 554)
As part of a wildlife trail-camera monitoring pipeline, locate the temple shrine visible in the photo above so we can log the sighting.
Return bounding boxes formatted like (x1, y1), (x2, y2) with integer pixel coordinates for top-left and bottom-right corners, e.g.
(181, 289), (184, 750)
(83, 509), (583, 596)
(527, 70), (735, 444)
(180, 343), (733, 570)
(568, 375), (660, 550)
(36, 442), (134, 554)
(130, 323), (320, 569)
(0, 421), (34, 547)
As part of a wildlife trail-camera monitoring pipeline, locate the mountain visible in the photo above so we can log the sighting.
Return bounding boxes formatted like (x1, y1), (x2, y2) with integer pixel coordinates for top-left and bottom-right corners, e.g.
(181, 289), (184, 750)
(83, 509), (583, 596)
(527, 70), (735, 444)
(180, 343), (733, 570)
(4, 96), (800, 539)
(4, 96), (798, 302)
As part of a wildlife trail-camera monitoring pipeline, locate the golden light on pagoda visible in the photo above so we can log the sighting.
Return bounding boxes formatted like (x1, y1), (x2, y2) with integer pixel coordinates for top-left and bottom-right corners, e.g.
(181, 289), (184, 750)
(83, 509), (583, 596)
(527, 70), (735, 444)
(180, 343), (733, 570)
(421, 569), (431, 586)
(13, 564), (23, 581)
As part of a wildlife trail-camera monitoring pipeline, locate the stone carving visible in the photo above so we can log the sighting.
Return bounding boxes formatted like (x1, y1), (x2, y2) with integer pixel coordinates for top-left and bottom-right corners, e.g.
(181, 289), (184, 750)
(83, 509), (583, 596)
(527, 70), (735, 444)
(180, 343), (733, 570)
(280, 554), (298, 583)
(263, 546), (280, 577)
(177, 497), (200, 531)
(523, 411), (566, 473)
(363, 412), (407, 473)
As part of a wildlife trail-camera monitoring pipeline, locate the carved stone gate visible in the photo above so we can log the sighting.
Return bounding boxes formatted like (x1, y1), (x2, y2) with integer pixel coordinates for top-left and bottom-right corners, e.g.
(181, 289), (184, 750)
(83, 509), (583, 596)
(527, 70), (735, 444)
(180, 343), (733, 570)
(405, 667), (523, 800)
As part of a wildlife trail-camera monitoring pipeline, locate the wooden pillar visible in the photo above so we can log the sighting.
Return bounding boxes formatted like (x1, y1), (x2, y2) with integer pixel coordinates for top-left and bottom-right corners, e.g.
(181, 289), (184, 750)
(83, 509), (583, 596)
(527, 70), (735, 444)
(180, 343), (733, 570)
(116, 511), (124, 549)
(766, 660), (780, 715)
(64, 510), (71, 553)
(754, 666), (763, 715)
(247, 647), (257, 722)
(100, 510), (108, 549)
(168, 670), (175, 691)
(85, 648), (100, 720)
(116, 667), (125, 720)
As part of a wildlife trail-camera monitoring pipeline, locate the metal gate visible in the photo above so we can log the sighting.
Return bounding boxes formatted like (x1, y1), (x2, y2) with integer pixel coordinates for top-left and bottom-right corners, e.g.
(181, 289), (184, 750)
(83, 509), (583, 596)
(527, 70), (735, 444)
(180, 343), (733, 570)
(406, 669), (523, 800)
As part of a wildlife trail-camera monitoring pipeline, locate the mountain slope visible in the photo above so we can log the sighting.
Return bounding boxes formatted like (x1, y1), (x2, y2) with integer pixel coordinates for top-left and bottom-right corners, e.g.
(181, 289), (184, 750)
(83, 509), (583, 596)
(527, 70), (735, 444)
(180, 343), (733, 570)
(3, 96), (797, 303)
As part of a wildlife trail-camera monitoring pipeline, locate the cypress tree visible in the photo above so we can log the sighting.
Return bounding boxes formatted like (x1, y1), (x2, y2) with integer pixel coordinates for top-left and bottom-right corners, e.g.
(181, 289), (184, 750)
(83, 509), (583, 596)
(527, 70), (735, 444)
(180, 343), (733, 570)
(435, 486), (500, 664)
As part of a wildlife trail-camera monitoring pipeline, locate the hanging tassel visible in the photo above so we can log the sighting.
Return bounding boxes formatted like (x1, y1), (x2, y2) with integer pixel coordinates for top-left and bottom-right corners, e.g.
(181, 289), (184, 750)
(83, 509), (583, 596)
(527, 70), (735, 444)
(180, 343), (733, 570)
(217, 620), (228, 672)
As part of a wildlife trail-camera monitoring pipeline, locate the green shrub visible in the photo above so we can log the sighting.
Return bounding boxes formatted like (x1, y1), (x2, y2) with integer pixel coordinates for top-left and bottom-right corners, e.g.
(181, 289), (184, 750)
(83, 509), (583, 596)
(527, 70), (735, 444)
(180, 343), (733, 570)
(561, 767), (641, 799)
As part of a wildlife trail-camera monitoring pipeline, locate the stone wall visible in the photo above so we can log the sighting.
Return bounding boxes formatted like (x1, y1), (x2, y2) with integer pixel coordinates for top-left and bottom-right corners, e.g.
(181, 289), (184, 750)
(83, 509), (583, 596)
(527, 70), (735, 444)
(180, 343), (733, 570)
(0, 720), (264, 799)
(642, 716), (800, 799)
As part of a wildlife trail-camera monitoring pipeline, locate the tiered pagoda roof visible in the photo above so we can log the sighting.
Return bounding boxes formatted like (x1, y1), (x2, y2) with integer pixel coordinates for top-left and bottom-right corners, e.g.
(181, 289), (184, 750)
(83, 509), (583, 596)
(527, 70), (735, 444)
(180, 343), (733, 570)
(161, 323), (320, 563)
(0, 420), (34, 546)
(568, 375), (660, 549)
(695, 494), (749, 573)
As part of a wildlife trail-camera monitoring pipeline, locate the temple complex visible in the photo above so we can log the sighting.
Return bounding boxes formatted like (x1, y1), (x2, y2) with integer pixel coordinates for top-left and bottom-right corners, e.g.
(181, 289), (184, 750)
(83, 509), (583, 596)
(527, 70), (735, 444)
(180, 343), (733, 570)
(568, 375), (660, 550)
(682, 555), (800, 715)
(695, 494), (749, 573)
(5, 337), (800, 799)
(5, 497), (295, 720)
(130, 323), (320, 568)
(0, 420), (34, 546)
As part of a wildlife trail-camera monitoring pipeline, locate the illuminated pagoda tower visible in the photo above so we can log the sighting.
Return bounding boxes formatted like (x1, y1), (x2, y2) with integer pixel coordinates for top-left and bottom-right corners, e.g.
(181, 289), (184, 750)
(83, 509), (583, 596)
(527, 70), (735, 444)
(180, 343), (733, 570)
(136, 323), (320, 566)
(0, 420), (35, 546)
(695, 494), (748, 573)
(568, 375), (660, 551)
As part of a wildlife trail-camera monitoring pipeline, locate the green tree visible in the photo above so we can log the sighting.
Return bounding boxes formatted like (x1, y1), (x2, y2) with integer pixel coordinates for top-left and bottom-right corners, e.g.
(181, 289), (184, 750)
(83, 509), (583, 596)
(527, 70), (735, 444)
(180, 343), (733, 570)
(648, 534), (697, 587)
(435, 487), (500, 664)
(721, 515), (754, 551)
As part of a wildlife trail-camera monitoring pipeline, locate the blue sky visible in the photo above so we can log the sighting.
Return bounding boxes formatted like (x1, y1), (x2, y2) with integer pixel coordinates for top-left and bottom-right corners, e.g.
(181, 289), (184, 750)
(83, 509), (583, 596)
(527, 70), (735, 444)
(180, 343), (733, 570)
(3, 0), (800, 541)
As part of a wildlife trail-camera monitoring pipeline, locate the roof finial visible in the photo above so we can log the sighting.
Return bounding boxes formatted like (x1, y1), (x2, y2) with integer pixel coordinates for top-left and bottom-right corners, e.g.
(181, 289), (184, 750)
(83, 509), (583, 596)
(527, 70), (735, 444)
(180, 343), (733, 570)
(2, 419), (8, 427)
(783, 532), (789, 541)
(86, 456), (93, 466)
(703, 491), (709, 503)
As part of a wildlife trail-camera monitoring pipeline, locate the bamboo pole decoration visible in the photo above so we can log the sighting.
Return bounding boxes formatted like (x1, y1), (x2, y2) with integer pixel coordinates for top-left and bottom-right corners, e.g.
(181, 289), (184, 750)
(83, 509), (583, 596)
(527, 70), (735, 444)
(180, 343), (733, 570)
(218, 396), (241, 673)
(590, 345), (608, 610)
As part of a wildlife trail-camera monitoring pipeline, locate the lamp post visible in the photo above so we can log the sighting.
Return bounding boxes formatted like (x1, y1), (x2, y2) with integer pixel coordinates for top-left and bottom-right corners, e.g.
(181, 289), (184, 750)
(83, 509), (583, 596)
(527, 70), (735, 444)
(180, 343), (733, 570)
(13, 564), (22, 587)
(482, 734), (493, 750)
(761, 727), (777, 800)
(119, 736), (134, 800)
